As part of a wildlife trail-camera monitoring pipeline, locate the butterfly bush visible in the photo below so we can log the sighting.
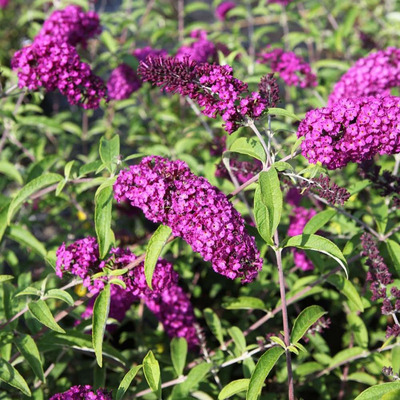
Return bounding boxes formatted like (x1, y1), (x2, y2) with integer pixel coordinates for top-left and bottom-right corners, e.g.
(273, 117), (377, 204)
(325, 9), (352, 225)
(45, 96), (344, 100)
(176, 30), (217, 63)
(297, 96), (400, 169)
(145, 283), (199, 347)
(258, 49), (317, 88)
(114, 156), (263, 283)
(49, 385), (112, 400)
(328, 47), (400, 106)
(107, 63), (142, 100)
(37, 5), (101, 47)
(215, 2), (236, 21)
(287, 206), (316, 271)
(11, 6), (106, 109)
(138, 56), (267, 133)
(361, 233), (400, 338)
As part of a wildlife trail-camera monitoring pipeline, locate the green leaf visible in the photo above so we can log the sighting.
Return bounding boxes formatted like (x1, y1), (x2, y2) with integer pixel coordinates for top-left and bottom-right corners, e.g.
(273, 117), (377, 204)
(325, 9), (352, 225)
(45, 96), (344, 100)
(281, 234), (348, 278)
(246, 346), (285, 400)
(268, 108), (301, 121)
(116, 365), (143, 400)
(382, 389), (400, 400)
(219, 379), (249, 400)
(15, 334), (45, 382)
(28, 300), (65, 333)
(0, 199), (11, 243)
(347, 372), (377, 386)
(99, 135), (120, 174)
(291, 305), (327, 343)
(386, 240), (400, 278)
(228, 326), (246, 353)
(329, 347), (365, 368)
(171, 337), (187, 377)
(16, 286), (41, 297)
(45, 289), (74, 306)
(204, 308), (225, 349)
(7, 173), (62, 224)
(223, 296), (267, 311)
(303, 210), (336, 235)
(172, 363), (211, 398)
(143, 350), (161, 399)
(229, 137), (266, 162)
(0, 358), (31, 397)
(95, 185), (113, 259)
(258, 168), (282, 241)
(92, 284), (111, 368)
(347, 313), (368, 348)
(254, 185), (272, 245)
(293, 362), (323, 377)
(0, 275), (14, 283)
(7, 224), (47, 258)
(144, 225), (172, 290)
(326, 274), (364, 312)
(0, 161), (23, 184)
(354, 382), (400, 400)
(392, 346), (400, 375)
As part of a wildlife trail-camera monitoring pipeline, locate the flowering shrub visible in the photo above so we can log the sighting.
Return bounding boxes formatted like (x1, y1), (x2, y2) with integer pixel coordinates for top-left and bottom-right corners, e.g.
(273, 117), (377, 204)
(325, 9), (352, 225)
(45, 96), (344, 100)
(1, 1), (400, 399)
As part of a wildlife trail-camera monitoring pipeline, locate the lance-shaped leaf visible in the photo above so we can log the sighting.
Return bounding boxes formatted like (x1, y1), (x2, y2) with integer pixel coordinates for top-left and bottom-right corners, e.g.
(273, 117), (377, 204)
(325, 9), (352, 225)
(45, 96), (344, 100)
(7, 173), (62, 224)
(15, 334), (45, 382)
(143, 351), (161, 399)
(204, 308), (225, 349)
(223, 296), (268, 311)
(268, 107), (301, 121)
(281, 234), (348, 278)
(303, 209), (336, 235)
(386, 240), (400, 278)
(229, 137), (266, 162)
(92, 284), (111, 368)
(354, 382), (400, 399)
(291, 305), (327, 344)
(171, 337), (187, 377)
(45, 289), (74, 306)
(0, 161), (23, 185)
(116, 364), (143, 400)
(95, 185), (114, 259)
(246, 346), (285, 400)
(144, 225), (172, 289)
(28, 300), (65, 333)
(99, 135), (120, 174)
(0, 358), (31, 396)
(254, 185), (272, 245)
(327, 274), (364, 312)
(219, 379), (249, 400)
(0, 275), (14, 283)
(7, 224), (47, 258)
(171, 363), (211, 399)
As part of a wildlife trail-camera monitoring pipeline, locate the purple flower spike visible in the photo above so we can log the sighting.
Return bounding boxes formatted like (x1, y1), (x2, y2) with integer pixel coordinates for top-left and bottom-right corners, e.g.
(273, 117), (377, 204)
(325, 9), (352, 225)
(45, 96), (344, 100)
(107, 64), (142, 100)
(114, 156), (263, 283)
(50, 385), (112, 400)
(216, 2), (236, 21)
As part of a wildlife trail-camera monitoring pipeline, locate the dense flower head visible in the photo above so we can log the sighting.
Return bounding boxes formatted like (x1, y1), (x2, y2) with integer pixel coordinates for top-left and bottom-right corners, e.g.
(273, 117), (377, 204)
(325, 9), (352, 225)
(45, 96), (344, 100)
(56, 237), (178, 296)
(176, 30), (217, 63)
(38, 5), (101, 47)
(297, 96), (400, 169)
(328, 48), (400, 106)
(216, 1), (236, 21)
(11, 36), (106, 109)
(258, 49), (317, 88)
(114, 156), (263, 283)
(288, 206), (317, 271)
(145, 283), (199, 348)
(50, 385), (112, 400)
(133, 46), (168, 62)
(107, 63), (142, 100)
(138, 56), (267, 133)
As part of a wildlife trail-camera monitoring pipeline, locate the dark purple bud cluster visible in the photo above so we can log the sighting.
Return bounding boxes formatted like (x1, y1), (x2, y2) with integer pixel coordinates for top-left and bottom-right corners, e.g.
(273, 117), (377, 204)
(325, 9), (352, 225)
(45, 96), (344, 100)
(138, 56), (267, 133)
(303, 316), (331, 343)
(114, 156), (263, 283)
(215, 157), (262, 184)
(11, 6), (106, 109)
(361, 233), (400, 338)
(258, 73), (280, 108)
(299, 174), (351, 206)
(297, 96), (400, 169)
(287, 206), (317, 271)
(50, 385), (112, 400)
(258, 49), (317, 88)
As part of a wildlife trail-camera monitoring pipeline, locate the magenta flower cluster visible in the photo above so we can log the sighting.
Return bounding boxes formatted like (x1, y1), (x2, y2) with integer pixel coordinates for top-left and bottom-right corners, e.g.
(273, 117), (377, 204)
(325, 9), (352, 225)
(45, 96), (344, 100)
(37, 5), (101, 47)
(138, 56), (267, 133)
(215, 2), (236, 21)
(50, 385), (111, 400)
(107, 64), (142, 100)
(114, 156), (263, 283)
(328, 47), (400, 106)
(361, 233), (400, 338)
(287, 206), (316, 271)
(258, 49), (317, 88)
(297, 96), (400, 169)
(11, 6), (106, 109)
(176, 30), (217, 64)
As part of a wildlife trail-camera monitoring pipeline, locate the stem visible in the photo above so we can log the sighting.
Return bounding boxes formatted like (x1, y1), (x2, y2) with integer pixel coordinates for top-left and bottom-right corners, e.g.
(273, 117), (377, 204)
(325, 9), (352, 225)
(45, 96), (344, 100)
(248, 121), (273, 169)
(273, 230), (295, 400)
